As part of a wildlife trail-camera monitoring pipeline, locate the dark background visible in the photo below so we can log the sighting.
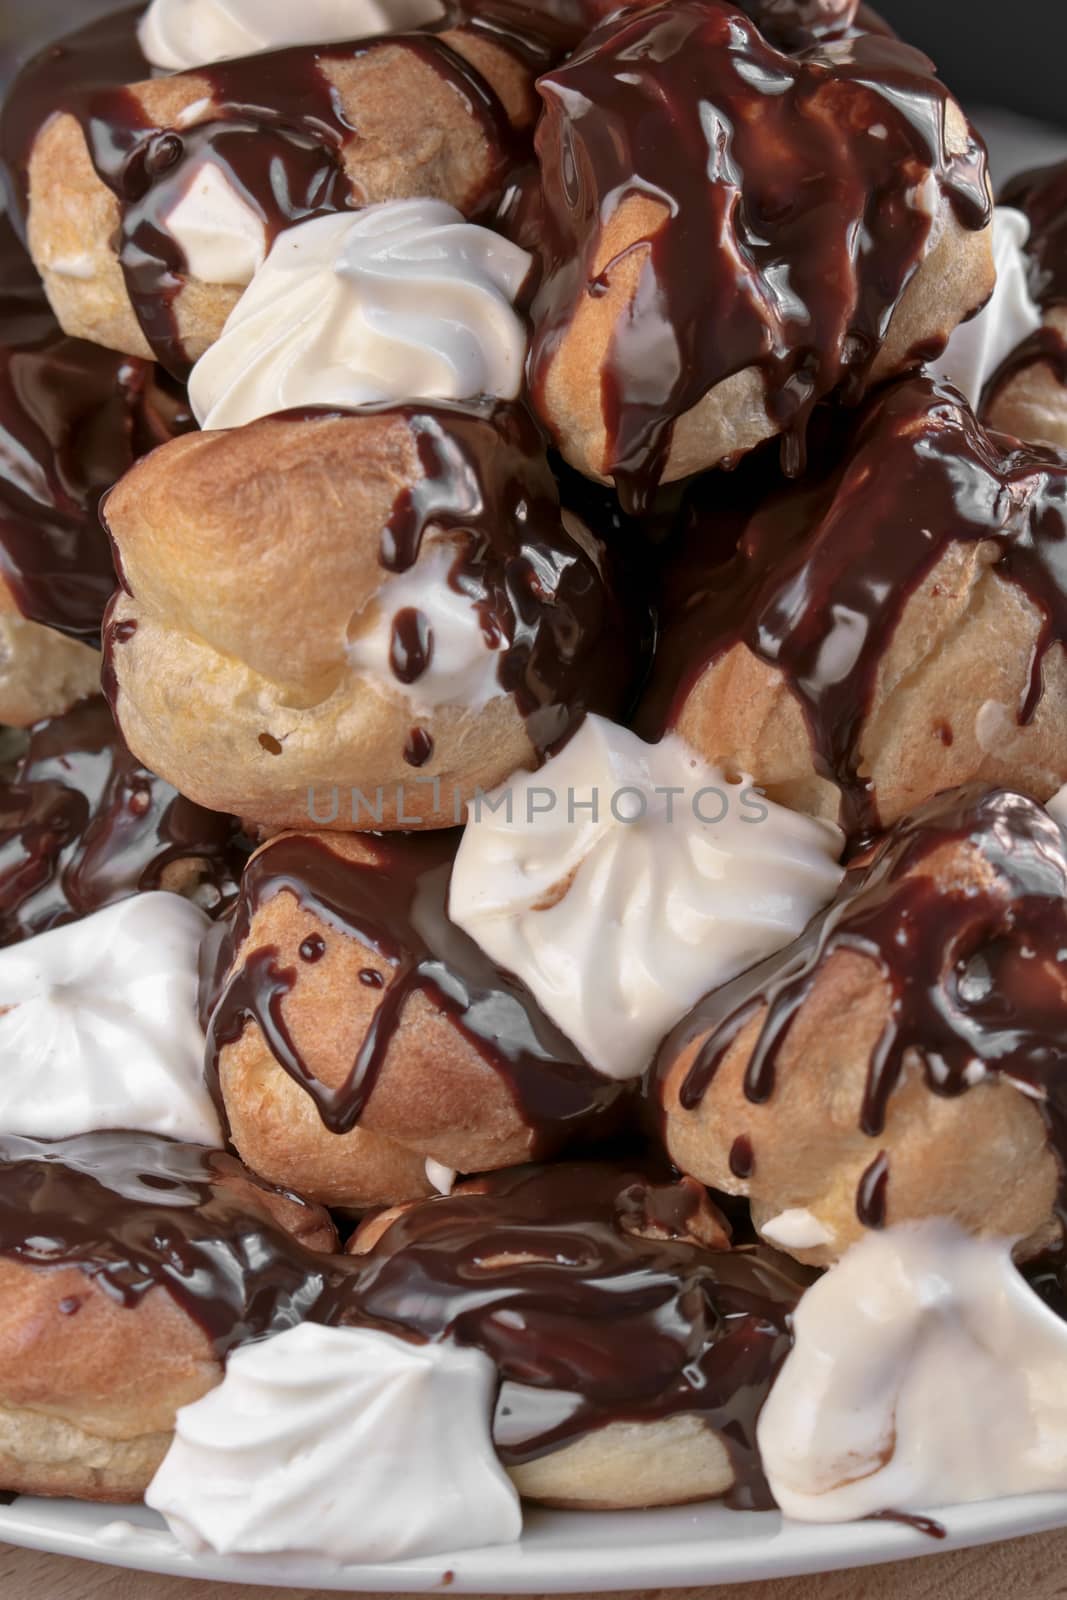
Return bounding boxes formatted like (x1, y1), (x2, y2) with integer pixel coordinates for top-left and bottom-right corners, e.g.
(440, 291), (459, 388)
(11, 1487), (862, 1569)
(2, 1), (1067, 126)
(875, 0), (1067, 128)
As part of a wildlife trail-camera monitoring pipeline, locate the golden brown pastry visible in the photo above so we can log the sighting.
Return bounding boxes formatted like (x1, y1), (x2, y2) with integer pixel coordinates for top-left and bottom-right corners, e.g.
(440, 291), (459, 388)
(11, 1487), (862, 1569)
(103, 403), (636, 832)
(0, 1129), (336, 1501)
(639, 376), (1067, 837)
(985, 163), (1067, 451)
(23, 22), (539, 372)
(341, 1161), (810, 1510)
(528, 0), (993, 506)
(654, 785), (1067, 1268)
(203, 830), (627, 1209)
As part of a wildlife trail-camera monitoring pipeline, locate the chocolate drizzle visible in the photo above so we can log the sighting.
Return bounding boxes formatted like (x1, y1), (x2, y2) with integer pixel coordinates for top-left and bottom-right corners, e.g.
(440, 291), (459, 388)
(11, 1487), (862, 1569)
(0, 695), (247, 944)
(0, 1130), (334, 1356)
(204, 831), (626, 1147)
(327, 1161), (808, 1507)
(1, 4), (558, 376)
(370, 400), (640, 752)
(640, 377), (1067, 835)
(665, 785), (1067, 1207)
(530, 1), (990, 509)
(0, 209), (191, 640)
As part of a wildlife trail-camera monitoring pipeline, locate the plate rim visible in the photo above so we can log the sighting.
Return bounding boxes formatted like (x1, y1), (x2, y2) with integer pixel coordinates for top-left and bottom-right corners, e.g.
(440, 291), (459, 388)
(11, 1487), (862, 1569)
(2, 1492), (1067, 1592)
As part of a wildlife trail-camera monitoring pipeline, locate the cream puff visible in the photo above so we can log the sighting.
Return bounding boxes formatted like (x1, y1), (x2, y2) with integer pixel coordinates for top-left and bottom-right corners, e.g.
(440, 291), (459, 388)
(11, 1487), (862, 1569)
(0, 1128), (336, 1501)
(528, 0), (993, 506)
(639, 376), (1067, 837)
(655, 784), (1067, 1268)
(339, 1161), (811, 1511)
(202, 829), (628, 1208)
(14, 12), (549, 373)
(103, 402), (639, 832)
(0, 695), (247, 944)
(984, 162), (1067, 452)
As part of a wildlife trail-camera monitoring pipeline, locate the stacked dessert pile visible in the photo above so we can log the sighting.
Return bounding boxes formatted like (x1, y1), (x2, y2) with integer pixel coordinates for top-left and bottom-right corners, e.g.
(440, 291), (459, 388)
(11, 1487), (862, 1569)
(1, 0), (1067, 1563)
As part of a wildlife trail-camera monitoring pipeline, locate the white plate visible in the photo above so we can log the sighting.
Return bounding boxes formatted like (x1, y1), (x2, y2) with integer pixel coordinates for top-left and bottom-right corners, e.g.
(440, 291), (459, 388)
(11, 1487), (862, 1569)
(2, 1493), (1066, 1591)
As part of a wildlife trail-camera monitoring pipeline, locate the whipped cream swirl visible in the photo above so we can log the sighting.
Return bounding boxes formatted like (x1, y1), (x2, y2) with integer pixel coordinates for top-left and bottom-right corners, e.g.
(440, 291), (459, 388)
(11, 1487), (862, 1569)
(139, 0), (445, 72)
(758, 1222), (1067, 1520)
(189, 202), (533, 431)
(0, 894), (220, 1146)
(146, 1323), (522, 1561)
(449, 716), (844, 1081)
(930, 207), (1042, 409)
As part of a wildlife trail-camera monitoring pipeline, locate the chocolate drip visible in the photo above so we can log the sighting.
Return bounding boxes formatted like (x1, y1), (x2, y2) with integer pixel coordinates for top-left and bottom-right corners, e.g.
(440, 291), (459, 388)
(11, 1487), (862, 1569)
(640, 378), (1067, 836)
(204, 831), (626, 1148)
(390, 608), (433, 686)
(735, 0), (893, 49)
(403, 727), (435, 768)
(0, 1130), (334, 1355)
(0, 210), (191, 640)
(0, 695), (247, 944)
(666, 785), (1067, 1192)
(729, 1134), (756, 1179)
(1, 5), (558, 376)
(856, 1152), (889, 1228)
(325, 1162), (809, 1509)
(530, 1), (990, 509)
(369, 400), (641, 753)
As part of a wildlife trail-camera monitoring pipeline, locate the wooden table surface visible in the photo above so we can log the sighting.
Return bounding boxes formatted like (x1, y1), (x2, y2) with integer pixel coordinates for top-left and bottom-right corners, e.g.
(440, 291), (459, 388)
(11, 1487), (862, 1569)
(4, 1530), (1067, 1600)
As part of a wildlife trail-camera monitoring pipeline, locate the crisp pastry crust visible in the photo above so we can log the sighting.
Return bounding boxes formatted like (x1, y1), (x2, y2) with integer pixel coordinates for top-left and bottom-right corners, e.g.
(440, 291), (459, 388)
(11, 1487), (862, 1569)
(27, 33), (534, 364)
(206, 831), (622, 1208)
(527, 0), (994, 501)
(0, 606), (100, 728)
(655, 789), (1067, 1268)
(642, 378), (1067, 835)
(103, 406), (627, 832)
(985, 306), (1067, 452)
(0, 1142), (336, 1502)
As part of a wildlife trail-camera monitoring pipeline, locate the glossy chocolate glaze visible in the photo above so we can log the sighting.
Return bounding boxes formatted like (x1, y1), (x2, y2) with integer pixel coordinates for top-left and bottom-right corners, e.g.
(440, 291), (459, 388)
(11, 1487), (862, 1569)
(529, 0), (990, 509)
(639, 377), (1067, 836)
(1, 4), (558, 376)
(0, 1129), (333, 1355)
(327, 1161), (809, 1508)
(662, 785), (1067, 1221)
(376, 400), (638, 752)
(203, 831), (626, 1147)
(0, 695), (246, 944)
(0, 210), (191, 640)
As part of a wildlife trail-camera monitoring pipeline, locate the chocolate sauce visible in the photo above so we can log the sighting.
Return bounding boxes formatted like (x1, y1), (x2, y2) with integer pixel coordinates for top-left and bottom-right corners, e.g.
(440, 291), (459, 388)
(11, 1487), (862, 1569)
(736, 0), (893, 49)
(0, 1129), (335, 1355)
(363, 400), (640, 753)
(664, 785), (1067, 1202)
(867, 1509), (947, 1541)
(404, 727), (435, 768)
(204, 831), (626, 1149)
(729, 1134), (756, 1180)
(639, 377), (1067, 836)
(1, 5), (558, 376)
(390, 608), (433, 686)
(856, 1152), (889, 1228)
(0, 209), (191, 640)
(0, 695), (247, 944)
(326, 1161), (809, 1508)
(530, 1), (990, 509)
